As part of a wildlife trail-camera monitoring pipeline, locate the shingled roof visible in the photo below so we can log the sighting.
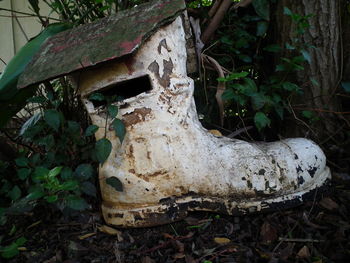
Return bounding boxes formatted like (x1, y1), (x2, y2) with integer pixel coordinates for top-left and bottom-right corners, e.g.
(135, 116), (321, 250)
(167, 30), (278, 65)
(18, 0), (186, 89)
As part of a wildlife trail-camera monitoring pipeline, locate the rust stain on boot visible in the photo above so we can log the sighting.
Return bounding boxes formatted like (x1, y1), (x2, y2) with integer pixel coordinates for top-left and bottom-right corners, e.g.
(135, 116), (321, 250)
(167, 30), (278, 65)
(136, 170), (168, 182)
(123, 108), (152, 127)
(148, 59), (173, 88)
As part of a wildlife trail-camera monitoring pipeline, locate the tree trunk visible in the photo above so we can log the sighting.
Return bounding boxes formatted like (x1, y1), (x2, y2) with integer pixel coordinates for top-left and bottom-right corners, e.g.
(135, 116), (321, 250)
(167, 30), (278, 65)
(274, 0), (342, 140)
(342, 0), (350, 83)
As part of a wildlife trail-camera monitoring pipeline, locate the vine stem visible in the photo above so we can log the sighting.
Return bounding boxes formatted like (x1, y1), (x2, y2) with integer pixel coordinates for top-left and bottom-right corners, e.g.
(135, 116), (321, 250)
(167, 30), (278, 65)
(0, 8), (62, 22)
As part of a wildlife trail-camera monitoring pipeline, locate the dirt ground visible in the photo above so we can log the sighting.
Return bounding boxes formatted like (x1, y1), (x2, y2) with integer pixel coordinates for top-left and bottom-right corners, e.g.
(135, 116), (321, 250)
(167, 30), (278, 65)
(3, 172), (350, 263)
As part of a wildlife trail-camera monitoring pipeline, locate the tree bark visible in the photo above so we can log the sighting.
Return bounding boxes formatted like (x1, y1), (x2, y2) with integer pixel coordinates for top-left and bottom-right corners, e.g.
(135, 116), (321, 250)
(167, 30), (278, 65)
(274, 0), (342, 139)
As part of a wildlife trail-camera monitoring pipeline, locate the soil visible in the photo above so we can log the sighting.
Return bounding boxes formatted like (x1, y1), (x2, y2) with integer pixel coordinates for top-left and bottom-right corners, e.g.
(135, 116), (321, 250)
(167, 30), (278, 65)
(2, 174), (350, 263)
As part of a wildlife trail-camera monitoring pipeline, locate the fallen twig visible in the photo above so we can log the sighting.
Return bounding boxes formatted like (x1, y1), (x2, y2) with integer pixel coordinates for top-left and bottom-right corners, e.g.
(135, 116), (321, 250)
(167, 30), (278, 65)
(278, 238), (324, 243)
(136, 232), (194, 255)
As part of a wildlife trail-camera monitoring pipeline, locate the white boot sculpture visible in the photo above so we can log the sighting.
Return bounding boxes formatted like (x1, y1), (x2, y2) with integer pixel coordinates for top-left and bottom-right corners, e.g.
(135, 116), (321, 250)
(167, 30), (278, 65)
(79, 17), (331, 227)
(17, 0), (331, 227)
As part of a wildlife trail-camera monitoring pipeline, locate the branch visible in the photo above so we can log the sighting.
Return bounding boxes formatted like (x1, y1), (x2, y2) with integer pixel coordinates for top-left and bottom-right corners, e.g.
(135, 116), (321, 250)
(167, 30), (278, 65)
(202, 54), (226, 126)
(233, 0), (253, 9)
(201, 0), (233, 44)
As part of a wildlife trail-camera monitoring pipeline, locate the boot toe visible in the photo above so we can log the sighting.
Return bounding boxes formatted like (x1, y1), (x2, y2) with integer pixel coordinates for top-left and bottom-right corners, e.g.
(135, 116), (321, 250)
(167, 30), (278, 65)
(268, 138), (330, 193)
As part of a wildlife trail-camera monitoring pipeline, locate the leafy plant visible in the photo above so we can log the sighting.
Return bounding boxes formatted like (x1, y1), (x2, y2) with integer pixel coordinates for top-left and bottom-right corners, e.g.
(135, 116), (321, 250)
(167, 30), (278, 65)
(0, 23), (72, 128)
(0, 237), (27, 259)
(207, 3), (314, 131)
(88, 92), (126, 190)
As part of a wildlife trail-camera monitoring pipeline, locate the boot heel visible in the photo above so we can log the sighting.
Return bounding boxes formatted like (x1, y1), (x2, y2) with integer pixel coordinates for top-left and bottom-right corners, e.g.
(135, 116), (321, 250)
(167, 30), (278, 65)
(102, 202), (188, 227)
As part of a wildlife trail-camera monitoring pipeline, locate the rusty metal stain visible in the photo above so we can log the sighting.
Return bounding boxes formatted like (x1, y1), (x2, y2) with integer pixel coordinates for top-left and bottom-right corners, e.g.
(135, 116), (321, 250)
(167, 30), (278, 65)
(18, 0), (186, 89)
(123, 107), (152, 127)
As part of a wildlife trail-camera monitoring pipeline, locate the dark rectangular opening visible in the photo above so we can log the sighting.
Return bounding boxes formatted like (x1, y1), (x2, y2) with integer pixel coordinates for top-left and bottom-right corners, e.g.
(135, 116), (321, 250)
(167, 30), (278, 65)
(89, 75), (152, 107)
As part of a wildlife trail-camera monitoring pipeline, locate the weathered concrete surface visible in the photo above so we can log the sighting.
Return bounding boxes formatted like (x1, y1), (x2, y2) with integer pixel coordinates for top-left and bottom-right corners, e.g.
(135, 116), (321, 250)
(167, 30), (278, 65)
(18, 0), (187, 89)
(79, 16), (331, 227)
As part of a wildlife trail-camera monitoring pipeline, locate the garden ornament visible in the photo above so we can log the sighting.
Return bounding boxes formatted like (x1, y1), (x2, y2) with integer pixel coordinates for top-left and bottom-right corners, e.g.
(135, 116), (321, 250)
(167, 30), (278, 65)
(18, 0), (331, 227)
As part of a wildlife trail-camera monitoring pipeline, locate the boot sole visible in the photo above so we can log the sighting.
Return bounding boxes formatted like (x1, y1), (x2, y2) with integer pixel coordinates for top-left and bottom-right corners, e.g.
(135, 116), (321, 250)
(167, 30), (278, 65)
(102, 168), (331, 227)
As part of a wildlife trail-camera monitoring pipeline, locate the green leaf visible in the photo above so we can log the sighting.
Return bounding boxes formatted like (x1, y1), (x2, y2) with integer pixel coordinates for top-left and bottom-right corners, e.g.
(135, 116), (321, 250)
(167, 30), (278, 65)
(0, 23), (71, 128)
(26, 187), (44, 200)
(8, 186), (21, 201)
(15, 157), (29, 167)
(48, 166), (63, 178)
(238, 54), (252, 63)
(28, 0), (40, 14)
(233, 94), (247, 106)
(301, 49), (311, 64)
(283, 7), (293, 16)
(310, 77), (319, 87)
(81, 182), (97, 197)
(32, 166), (49, 181)
(0, 23), (72, 101)
(292, 55), (306, 64)
(0, 214), (7, 226)
(256, 21), (268, 36)
(85, 125), (99, 136)
(37, 134), (55, 150)
(15, 237), (27, 246)
(106, 177), (123, 192)
(111, 119), (126, 143)
(254, 112), (271, 130)
(59, 180), (79, 191)
(60, 167), (73, 180)
(107, 105), (118, 118)
(17, 168), (31, 180)
(44, 109), (60, 131)
(252, 0), (270, 20)
(9, 225), (16, 235)
(341, 82), (350, 92)
(89, 92), (105, 101)
(67, 121), (80, 134)
(66, 196), (89, 211)
(220, 35), (233, 45)
(251, 93), (267, 110)
(264, 44), (281, 53)
(285, 43), (295, 50)
(222, 89), (235, 100)
(19, 113), (41, 136)
(95, 138), (112, 164)
(45, 195), (58, 203)
(282, 82), (300, 92)
(302, 110), (314, 119)
(276, 64), (287, 71)
(1, 242), (19, 258)
(75, 164), (94, 180)
(274, 104), (284, 119)
(30, 153), (40, 165)
(219, 72), (249, 82)
(242, 78), (257, 96)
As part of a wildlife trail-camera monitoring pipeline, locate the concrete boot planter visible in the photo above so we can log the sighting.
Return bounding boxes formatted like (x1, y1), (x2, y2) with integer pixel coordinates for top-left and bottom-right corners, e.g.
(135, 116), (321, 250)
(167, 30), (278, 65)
(18, 0), (331, 227)
(80, 18), (330, 227)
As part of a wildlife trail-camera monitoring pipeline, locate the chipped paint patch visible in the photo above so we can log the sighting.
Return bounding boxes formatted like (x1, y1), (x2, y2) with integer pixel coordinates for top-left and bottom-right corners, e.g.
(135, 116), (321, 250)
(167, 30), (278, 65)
(148, 58), (174, 88)
(123, 108), (152, 127)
